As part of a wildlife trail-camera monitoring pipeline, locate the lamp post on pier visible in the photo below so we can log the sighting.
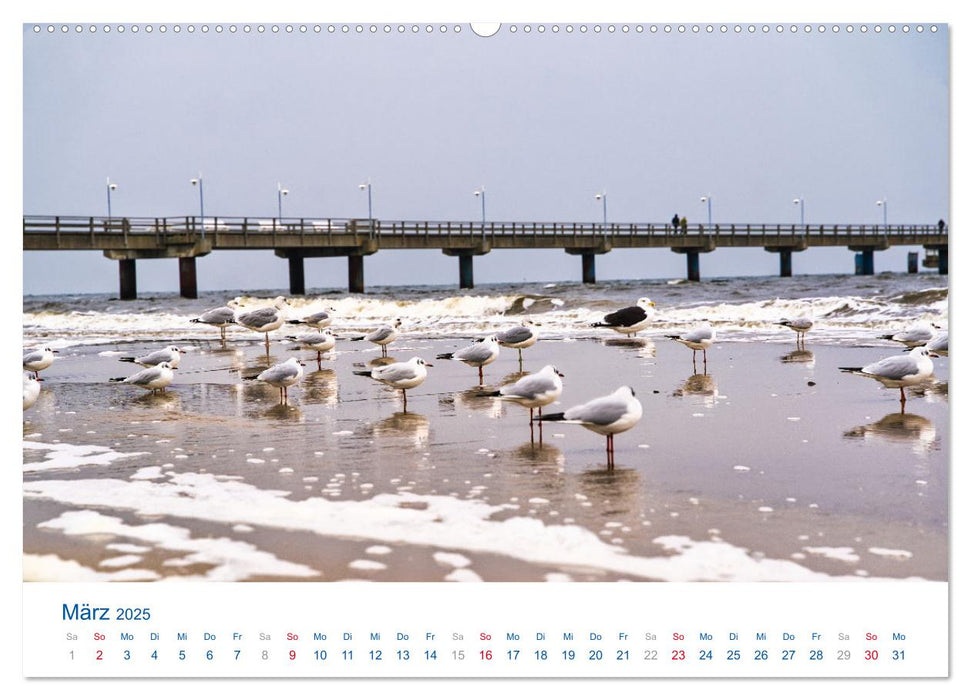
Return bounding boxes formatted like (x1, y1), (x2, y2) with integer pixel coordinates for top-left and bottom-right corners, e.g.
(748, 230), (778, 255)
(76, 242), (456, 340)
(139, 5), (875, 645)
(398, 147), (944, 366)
(277, 183), (289, 220)
(190, 174), (205, 239)
(106, 178), (118, 221)
(595, 190), (607, 242)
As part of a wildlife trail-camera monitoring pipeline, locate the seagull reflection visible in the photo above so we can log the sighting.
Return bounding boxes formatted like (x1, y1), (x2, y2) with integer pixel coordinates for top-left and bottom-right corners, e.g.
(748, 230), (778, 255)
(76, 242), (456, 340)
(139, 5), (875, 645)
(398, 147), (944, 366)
(131, 391), (182, 411)
(844, 412), (937, 452)
(302, 368), (339, 406)
(454, 386), (504, 418)
(604, 337), (656, 357)
(371, 411), (430, 447)
(672, 373), (718, 407)
(368, 356), (398, 368)
(510, 441), (565, 468)
(780, 348), (815, 367)
(259, 403), (304, 421)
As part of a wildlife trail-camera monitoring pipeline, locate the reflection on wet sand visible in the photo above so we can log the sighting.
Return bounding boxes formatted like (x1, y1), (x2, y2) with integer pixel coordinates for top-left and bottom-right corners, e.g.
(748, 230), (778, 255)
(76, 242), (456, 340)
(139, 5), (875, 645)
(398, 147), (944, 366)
(909, 379), (948, 402)
(844, 412), (937, 451)
(259, 403), (304, 421)
(454, 387), (504, 418)
(129, 391), (183, 411)
(302, 368), (339, 406)
(672, 373), (718, 407)
(509, 440), (565, 468)
(780, 348), (815, 366)
(577, 464), (642, 505)
(604, 338), (656, 358)
(371, 411), (430, 447)
(368, 356), (398, 368)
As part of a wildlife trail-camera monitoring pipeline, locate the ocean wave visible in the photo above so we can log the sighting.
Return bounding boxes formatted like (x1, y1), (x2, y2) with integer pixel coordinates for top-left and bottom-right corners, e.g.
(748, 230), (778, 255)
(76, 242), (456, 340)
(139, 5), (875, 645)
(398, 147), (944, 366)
(22, 277), (948, 347)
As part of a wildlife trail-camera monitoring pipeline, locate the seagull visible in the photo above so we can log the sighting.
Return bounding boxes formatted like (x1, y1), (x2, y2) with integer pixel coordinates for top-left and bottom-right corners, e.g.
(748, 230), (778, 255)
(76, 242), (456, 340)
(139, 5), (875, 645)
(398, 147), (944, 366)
(235, 296), (290, 352)
(351, 319), (402, 357)
(592, 298), (656, 337)
(666, 324), (716, 369)
(23, 346), (58, 379)
(119, 345), (186, 368)
(23, 375), (42, 411)
(109, 361), (176, 395)
(880, 322), (940, 348)
(248, 357), (305, 404)
(479, 364), (564, 442)
(840, 346), (937, 411)
(436, 336), (501, 385)
(538, 386), (642, 467)
(779, 314), (814, 345)
(496, 323), (538, 364)
(926, 330), (948, 357)
(353, 356), (431, 413)
(286, 330), (337, 365)
(288, 308), (336, 329)
(190, 300), (239, 342)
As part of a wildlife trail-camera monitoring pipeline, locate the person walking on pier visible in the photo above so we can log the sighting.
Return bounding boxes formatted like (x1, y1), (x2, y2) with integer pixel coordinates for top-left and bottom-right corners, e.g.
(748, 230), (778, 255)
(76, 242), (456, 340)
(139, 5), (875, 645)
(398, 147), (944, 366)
(671, 213), (680, 232)
(680, 216), (688, 234)
(938, 219), (946, 234)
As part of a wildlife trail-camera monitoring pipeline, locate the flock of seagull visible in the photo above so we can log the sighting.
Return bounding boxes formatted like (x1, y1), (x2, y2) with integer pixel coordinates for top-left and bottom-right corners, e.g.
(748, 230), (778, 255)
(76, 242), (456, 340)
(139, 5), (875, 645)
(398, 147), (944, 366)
(23, 294), (948, 466)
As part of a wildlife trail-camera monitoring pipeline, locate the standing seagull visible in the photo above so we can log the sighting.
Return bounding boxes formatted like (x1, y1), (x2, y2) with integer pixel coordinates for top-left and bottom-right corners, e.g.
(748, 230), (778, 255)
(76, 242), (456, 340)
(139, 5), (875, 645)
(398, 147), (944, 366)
(235, 296), (290, 353)
(23, 347), (58, 379)
(351, 319), (402, 357)
(779, 314), (814, 345)
(119, 345), (186, 368)
(666, 324), (716, 371)
(109, 361), (176, 395)
(23, 375), (42, 411)
(538, 386), (642, 467)
(926, 330), (948, 357)
(354, 356), (431, 413)
(288, 308), (336, 329)
(191, 300), (239, 343)
(880, 322), (940, 348)
(496, 323), (538, 366)
(250, 357), (305, 404)
(592, 298), (656, 337)
(840, 346), (937, 412)
(436, 336), (501, 385)
(479, 364), (564, 442)
(287, 330), (337, 366)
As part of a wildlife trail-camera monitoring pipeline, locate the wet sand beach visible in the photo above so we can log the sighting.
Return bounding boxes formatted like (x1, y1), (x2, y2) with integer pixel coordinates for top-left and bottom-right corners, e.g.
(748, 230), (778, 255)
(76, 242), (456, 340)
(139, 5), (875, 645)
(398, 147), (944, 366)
(23, 329), (947, 583)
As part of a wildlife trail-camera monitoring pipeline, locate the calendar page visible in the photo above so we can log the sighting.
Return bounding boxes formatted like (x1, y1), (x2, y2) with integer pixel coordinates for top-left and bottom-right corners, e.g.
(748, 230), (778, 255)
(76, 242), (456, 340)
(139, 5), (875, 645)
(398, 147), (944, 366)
(15, 0), (962, 695)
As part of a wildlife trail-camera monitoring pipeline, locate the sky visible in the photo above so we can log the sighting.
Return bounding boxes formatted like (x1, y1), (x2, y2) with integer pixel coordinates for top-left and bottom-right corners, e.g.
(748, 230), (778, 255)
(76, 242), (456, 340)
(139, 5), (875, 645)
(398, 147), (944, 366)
(21, 17), (948, 294)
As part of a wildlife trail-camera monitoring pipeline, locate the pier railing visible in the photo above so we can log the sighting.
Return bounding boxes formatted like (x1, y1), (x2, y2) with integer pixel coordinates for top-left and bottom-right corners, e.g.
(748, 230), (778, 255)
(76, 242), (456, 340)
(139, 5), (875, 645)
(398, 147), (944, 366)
(22, 215), (948, 251)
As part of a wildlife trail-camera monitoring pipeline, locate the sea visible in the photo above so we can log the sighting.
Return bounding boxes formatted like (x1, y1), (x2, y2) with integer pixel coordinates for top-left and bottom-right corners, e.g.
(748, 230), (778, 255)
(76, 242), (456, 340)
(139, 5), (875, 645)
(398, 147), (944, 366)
(22, 272), (949, 583)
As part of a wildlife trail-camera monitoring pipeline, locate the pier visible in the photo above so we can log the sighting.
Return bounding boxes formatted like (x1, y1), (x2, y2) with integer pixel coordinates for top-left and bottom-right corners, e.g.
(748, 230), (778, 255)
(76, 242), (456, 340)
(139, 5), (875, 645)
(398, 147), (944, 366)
(23, 216), (948, 299)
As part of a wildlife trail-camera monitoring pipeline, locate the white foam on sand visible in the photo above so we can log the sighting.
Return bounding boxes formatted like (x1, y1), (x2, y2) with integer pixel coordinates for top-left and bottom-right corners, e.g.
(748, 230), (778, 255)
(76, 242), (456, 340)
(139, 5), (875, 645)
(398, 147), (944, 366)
(433, 552), (472, 569)
(868, 547), (914, 560)
(35, 509), (318, 581)
(24, 553), (160, 582)
(24, 473), (922, 582)
(803, 546), (861, 563)
(23, 441), (149, 473)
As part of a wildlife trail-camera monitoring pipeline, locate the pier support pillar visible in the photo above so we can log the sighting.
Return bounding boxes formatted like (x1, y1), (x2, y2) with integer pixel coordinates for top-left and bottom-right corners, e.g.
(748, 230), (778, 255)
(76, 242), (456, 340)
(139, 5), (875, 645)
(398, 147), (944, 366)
(178, 257), (198, 299)
(582, 253), (596, 284)
(686, 250), (701, 282)
(119, 259), (137, 300)
(565, 244), (610, 285)
(288, 254), (306, 295)
(779, 250), (793, 278)
(348, 255), (365, 294)
(459, 254), (474, 289)
(855, 248), (875, 275)
(938, 245), (948, 275)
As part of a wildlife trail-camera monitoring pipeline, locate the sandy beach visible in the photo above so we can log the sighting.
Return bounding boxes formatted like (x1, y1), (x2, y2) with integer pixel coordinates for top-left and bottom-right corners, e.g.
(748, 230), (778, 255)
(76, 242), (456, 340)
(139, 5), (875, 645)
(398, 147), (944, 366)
(23, 326), (948, 583)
